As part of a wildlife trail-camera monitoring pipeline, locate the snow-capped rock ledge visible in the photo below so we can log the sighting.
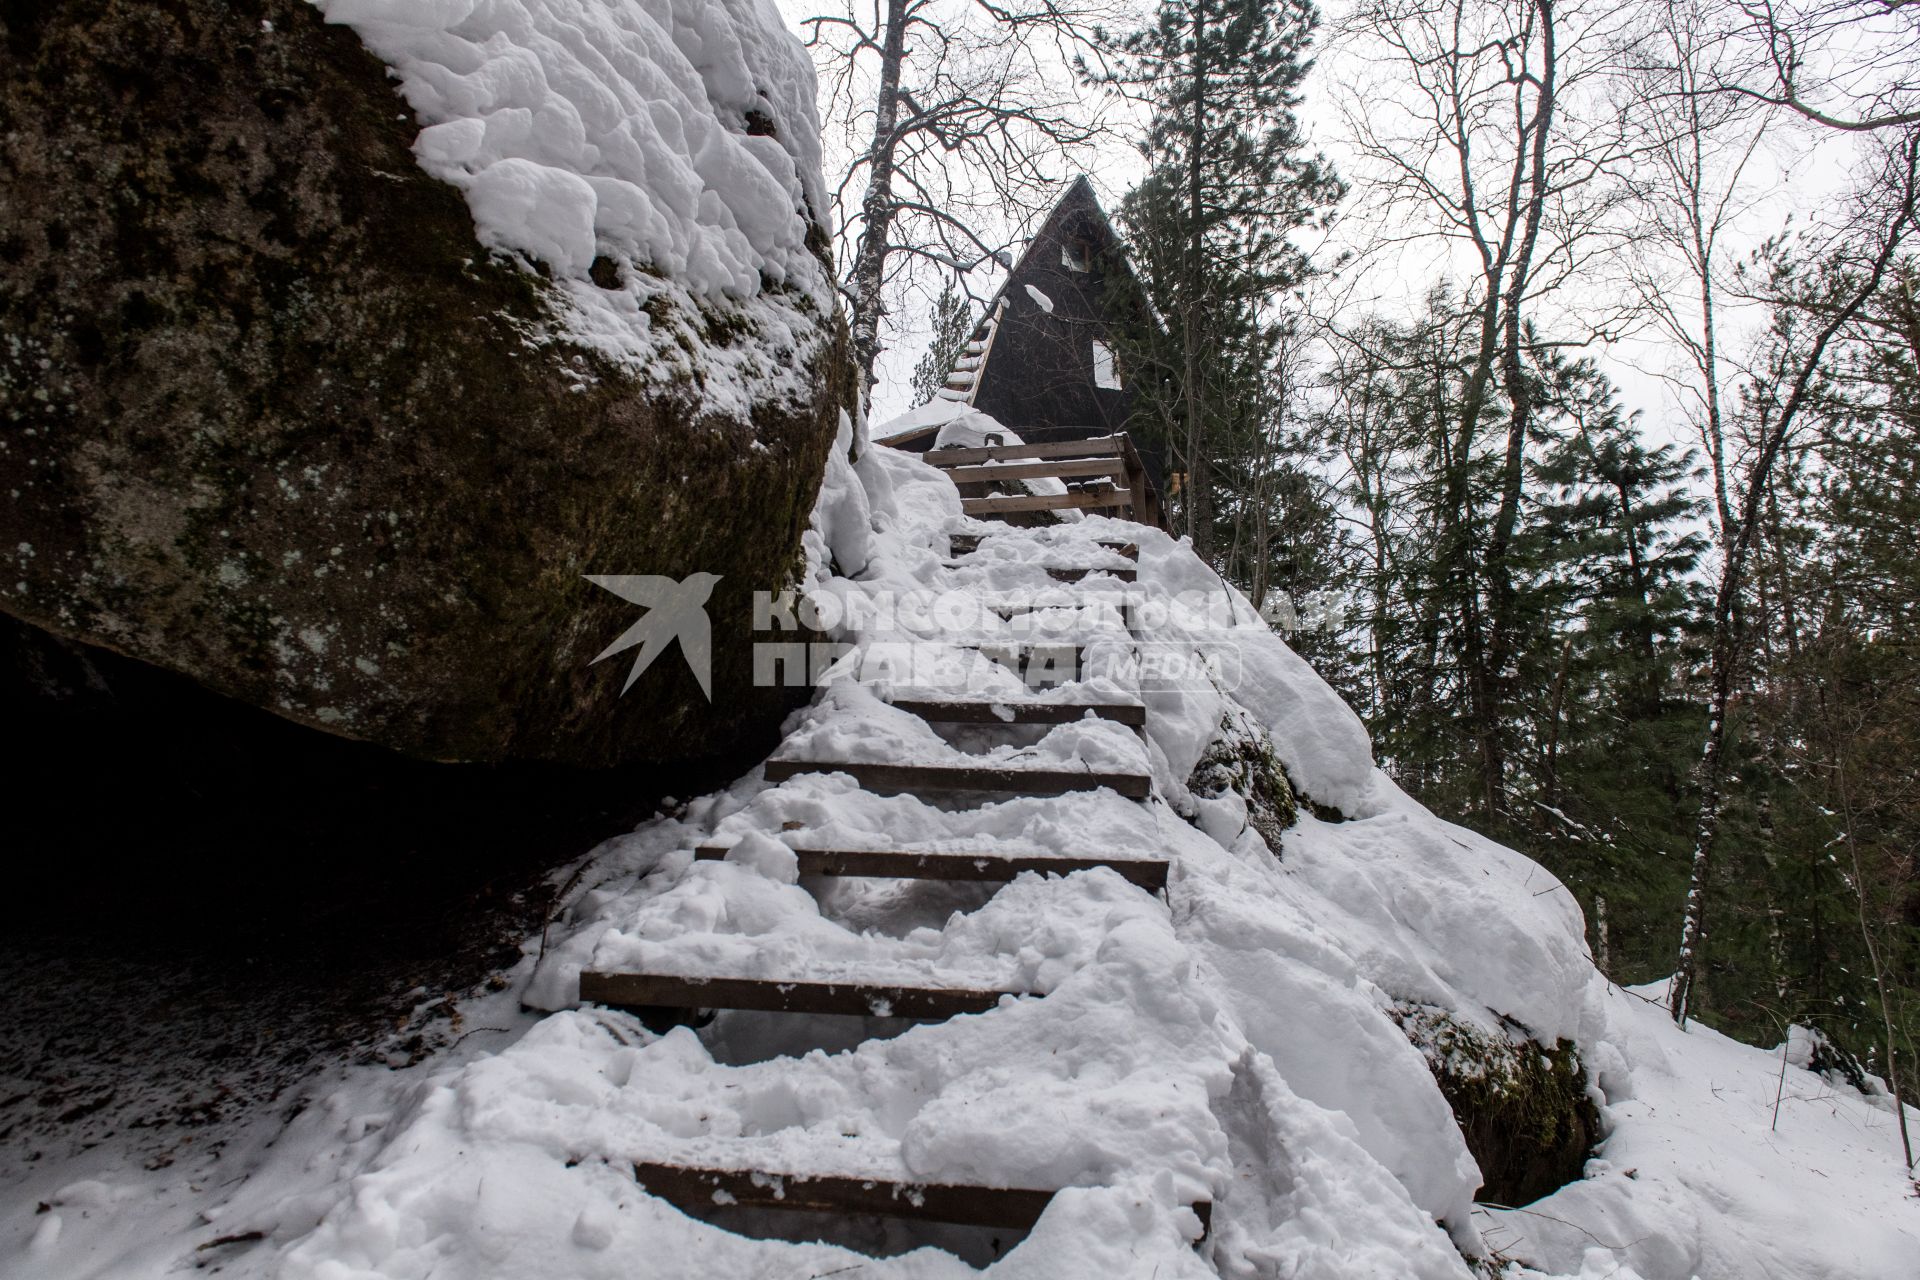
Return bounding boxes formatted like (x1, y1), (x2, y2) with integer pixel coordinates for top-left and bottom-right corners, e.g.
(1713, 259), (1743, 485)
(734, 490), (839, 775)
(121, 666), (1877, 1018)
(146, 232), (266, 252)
(314, 0), (835, 419)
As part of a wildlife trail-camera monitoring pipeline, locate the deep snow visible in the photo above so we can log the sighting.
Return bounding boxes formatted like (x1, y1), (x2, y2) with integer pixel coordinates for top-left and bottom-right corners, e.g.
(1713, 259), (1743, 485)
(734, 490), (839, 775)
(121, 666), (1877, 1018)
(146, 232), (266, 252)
(4, 8), (1913, 1271)
(7, 405), (1915, 1279)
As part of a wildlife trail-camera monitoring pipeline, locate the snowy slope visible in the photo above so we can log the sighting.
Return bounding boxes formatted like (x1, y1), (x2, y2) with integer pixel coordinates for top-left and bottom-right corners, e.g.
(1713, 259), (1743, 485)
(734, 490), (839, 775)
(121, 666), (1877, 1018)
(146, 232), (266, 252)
(311, 0), (835, 419)
(5, 410), (1918, 1279)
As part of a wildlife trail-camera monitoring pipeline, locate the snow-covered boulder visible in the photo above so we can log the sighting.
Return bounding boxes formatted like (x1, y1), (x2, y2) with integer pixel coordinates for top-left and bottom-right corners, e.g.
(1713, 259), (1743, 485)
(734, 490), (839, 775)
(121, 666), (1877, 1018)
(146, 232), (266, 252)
(0, 0), (847, 766)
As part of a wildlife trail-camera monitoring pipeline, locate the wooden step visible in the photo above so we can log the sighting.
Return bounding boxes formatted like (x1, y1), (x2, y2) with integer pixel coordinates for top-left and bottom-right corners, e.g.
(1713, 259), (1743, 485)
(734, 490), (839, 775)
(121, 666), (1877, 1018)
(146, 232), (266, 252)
(692, 844), (1170, 890)
(989, 598), (1137, 628)
(632, 1162), (1214, 1237)
(889, 697), (1146, 727)
(580, 971), (1017, 1019)
(763, 758), (1152, 799)
(965, 640), (1086, 659)
(928, 436), (1124, 467)
(963, 641), (1087, 686)
(963, 489), (1134, 516)
(1046, 565), (1136, 583)
(943, 459), (1130, 485)
(633, 1162), (1061, 1230)
(949, 534), (1138, 559)
(943, 563), (1137, 583)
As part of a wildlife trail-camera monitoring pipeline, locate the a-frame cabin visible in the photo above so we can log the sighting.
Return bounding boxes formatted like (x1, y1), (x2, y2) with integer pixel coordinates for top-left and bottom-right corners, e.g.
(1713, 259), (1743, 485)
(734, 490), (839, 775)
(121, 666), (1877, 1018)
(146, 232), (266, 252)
(878, 179), (1166, 520)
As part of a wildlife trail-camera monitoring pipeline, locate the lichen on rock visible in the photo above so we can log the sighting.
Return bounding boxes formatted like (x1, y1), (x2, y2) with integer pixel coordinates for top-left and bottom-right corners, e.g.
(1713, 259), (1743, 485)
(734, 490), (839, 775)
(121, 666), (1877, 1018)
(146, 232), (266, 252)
(1185, 706), (1299, 851)
(1389, 1001), (1601, 1207)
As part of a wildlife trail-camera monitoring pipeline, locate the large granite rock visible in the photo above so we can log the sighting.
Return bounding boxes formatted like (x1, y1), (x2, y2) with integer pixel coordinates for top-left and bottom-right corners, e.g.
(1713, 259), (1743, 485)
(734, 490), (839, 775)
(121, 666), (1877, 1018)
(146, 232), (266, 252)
(0, 0), (849, 767)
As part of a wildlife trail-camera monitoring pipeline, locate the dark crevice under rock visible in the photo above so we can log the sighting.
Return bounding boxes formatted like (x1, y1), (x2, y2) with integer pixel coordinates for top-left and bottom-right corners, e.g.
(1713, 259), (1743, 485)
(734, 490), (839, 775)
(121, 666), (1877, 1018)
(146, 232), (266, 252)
(0, 609), (781, 1163)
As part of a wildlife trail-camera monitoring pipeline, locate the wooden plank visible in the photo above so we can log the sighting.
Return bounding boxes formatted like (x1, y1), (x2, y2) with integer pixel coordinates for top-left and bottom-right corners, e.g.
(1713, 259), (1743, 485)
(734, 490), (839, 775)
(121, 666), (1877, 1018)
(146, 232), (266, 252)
(963, 641), (1087, 659)
(962, 489), (1134, 516)
(692, 844), (1170, 890)
(942, 561), (1134, 582)
(925, 436), (1125, 467)
(632, 1163), (1214, 1238)
(888, 698), (1146, 727)
(632, 1162), (1059, 1230)
(988, 597), (1134, 621)
(964, 641), (1086, 686)
(943, 459), (1129, 485)
(1045, 566), (1137, 583)
(763, 758), (1151, 799)
(1114, 434), (1169, 532)
(580, 971), (1016, 1019)
(949, 534), (1138, 559)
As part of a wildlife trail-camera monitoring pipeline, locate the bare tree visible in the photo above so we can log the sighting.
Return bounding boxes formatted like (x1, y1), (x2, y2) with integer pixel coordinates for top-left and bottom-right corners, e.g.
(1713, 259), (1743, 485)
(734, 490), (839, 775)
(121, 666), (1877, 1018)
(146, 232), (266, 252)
(1627, 0), (1770, 540)
(1335, 0), (1651, 823)
(805, 0), (1110, 398)
(1716, 0), (1920, 132)
(1668, 128), (1920, 1026)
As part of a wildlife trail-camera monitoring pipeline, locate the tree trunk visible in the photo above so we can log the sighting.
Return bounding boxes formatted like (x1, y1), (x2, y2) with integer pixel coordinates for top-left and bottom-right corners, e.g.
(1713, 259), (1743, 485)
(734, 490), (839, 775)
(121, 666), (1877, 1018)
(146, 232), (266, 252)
(1183, 0), (1211, 561)
(847, 0), (910, 398)
(1670, 133), (1917, 1023)
(1480, 0), (1558, 828)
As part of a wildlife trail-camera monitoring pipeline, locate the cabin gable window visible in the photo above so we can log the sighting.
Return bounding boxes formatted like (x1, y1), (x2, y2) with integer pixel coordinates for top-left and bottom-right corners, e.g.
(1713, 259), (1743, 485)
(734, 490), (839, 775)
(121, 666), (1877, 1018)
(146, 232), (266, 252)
(1091, 338), (1122, 390)
(1061, 240), (1091, 272)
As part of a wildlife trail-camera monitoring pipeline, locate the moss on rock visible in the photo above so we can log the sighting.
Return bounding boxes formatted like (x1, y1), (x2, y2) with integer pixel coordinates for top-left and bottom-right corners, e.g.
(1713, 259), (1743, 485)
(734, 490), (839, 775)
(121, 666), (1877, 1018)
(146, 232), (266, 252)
(1186, 709), (1299, 848)
(1390, 1003), (1600, 1207)
(0, 0), (849, 768)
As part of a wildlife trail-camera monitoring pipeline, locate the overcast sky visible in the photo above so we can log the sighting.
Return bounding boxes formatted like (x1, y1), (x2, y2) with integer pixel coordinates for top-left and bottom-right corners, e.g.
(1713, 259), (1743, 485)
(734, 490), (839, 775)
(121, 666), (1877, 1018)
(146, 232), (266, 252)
(776, 0), (1867, 444)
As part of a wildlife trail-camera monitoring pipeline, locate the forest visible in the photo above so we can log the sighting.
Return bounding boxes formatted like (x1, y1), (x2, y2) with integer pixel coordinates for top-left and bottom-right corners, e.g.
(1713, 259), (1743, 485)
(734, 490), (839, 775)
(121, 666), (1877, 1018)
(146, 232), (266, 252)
(808, 0), (1920, 1142)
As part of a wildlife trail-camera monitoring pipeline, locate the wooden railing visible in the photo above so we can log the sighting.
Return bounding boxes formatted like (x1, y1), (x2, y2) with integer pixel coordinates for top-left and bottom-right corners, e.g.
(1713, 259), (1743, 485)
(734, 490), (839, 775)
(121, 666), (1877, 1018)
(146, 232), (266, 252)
(924, 432), (1166, 529)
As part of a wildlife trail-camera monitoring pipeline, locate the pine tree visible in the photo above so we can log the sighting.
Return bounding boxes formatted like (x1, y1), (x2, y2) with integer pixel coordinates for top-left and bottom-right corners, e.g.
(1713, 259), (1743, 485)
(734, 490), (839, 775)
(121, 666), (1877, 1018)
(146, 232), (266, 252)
(1517, 354), (1709, 980)
(1103, 0), (1343, 562)
(909, 284), (973, 407)
(1313, 303), (1711, 964)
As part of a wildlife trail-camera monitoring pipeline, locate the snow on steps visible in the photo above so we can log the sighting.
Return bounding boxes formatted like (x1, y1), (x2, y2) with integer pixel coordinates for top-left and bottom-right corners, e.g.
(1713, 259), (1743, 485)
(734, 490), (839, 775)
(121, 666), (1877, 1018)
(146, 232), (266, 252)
(516, 418), (1467, 1266)
(214, 410), (1920, 1280)
(691, 840), (1170, 889)
(885, 697), (1147, 727)
(576, 529), (1180, 1228)
(762, 758), (1154, 799)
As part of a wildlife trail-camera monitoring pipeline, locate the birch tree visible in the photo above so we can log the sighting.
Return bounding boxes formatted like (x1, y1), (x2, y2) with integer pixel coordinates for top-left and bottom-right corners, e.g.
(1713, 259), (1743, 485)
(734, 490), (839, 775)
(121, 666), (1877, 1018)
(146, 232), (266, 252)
(1627, 0), (1769, 539)
(806, 0), (1109, 397)
(1668, 129), (1920, 1026)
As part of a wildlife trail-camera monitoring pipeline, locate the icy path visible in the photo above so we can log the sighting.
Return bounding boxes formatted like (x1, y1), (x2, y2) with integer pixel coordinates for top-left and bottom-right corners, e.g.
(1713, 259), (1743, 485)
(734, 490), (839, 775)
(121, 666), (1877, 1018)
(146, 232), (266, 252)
(7, 415), (1918, 1280)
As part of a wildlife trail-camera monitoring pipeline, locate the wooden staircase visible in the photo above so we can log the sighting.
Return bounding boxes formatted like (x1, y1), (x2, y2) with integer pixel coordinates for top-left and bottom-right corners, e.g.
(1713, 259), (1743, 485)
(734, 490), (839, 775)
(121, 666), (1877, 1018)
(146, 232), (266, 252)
(928, 435), (1165, 527)
(577, 457), (1207, 1249)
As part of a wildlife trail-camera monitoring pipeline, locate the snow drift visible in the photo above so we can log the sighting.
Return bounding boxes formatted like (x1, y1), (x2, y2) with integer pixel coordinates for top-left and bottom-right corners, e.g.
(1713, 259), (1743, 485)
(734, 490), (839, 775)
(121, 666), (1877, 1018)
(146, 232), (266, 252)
(5, 406), (1917, 1274)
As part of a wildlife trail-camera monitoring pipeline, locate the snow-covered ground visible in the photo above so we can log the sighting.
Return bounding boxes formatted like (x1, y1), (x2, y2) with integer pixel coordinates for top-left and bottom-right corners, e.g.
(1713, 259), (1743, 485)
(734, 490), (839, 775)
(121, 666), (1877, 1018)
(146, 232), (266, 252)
(7, 403), (1915, 1279)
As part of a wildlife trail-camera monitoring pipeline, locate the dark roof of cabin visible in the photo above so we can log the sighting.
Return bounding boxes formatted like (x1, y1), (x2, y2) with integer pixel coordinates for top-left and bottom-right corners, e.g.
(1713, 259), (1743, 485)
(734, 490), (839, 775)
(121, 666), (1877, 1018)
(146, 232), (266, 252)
(879, 177), (1158, 451)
